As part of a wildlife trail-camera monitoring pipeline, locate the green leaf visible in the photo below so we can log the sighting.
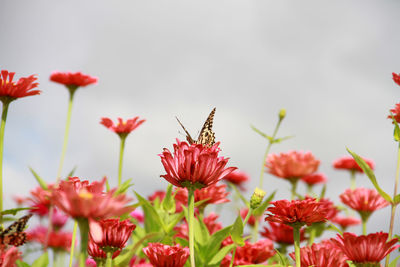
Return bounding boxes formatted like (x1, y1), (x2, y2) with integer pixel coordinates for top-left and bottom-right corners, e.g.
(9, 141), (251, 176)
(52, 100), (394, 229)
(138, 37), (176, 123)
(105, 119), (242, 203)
(251, 125), (273, 141)
(115, 179), (134, 195)
(319, 184), (327, 199)
(175, 237), (189, 247)
(165, 212), (185, 233)
(16, 260), (30, 267)
(389, 254), (400, 267)
(105, 178), (110, 192)
(253, 191), (276, 217)
(29, 167), (48, 190)
(394, 124), (400, 142)
(230, 215), (244, 246)
(194, 216), (210, 246)
(134, 191), (167, 233)
(346, 260), (356, 267)
(325, 221), (343, 235)
(274, 248), (288, 266)
(272, 135), (295, 144)
(66, 166), (77, 178)
(394, 193), (400, 205)
(0, 207), (32, 216)
(31, 252), (49, 267)
(208, 244), (235, 265)
(347, 148), (393, 203)
(204, 225), (233, 262)
(161, 184), (176, 213)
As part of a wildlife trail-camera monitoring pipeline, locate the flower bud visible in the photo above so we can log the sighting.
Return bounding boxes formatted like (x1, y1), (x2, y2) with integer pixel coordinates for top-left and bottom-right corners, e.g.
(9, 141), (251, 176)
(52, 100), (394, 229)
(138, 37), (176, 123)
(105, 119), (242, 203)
(250, 187), (266, 209)
(279, 109), (286, 120)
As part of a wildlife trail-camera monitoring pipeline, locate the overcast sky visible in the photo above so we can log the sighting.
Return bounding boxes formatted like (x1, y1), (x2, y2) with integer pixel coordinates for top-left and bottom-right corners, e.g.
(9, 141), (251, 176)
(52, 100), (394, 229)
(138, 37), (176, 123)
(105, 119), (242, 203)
(1, 0), (400, 253)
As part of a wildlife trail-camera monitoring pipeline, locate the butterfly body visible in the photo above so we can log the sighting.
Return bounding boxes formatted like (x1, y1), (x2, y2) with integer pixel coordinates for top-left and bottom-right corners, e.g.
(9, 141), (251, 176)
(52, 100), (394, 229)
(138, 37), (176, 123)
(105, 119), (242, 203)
(0, 214), (32, 247)
(176, 108), (216, 147)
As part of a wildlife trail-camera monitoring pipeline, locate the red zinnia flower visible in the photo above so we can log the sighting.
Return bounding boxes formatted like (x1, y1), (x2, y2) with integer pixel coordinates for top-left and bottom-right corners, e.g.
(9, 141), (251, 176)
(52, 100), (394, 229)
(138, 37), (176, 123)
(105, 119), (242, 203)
(289, 240), (349, 267)
(222, 170), (249, 190)
(26, 185), (54, 216)
(159, 140), (236, 189)
(265, 151), (320, 180)
(261, 222), (306, 245)
(301, 173), (327, 186)
(331, 215), (361, 230)
(333, 156), (375, 173)
(340, 188), (389, 220)
(51, 208), (69, 230)
(388, 103), (400, 124)
(148, 190), (166, 202)
(27, 226), (72, 252)
(393, 72), (400, 86)
(265, 198), (328, 227)
(89, 218), (136, 252)
(143, 243), (189, 267)
(0, 247), (21, 267)
(88, 239), (120, 262)
(50, 71), (97, 87)
(331, 232), (399, 265)
(52, 177), (133, 220)
(100, 117), (145, 137)
(221, 239), (275, 266)
(174, 212), (222, 240)
(306, 197), (338, 220)
(0, 70), (40, 101)
(240, 208), (260, 227)
(12, 195), (26, 206)
(129, 256), (152, 267)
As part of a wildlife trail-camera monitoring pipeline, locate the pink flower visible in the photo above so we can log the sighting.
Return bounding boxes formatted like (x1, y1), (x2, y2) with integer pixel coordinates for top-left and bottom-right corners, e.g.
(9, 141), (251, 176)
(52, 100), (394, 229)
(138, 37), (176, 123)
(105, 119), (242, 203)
(265, 151), (320, 180)
(26, 185), (54, 217)
(143, 243), (189, 267)
(333, 156), (374, 173)
(50, 71), (97, 87)
(159, 140), (236, 189)
(27, 226), (72, 252)
(52, 177), (133, 220)
(265, 198), (328, 227)
(261, 222), (306, 245)
(393, 72), (400, 86)
(0, 70), (40, 101)
(101, 117), (145, 137)
(0, 247), (22, 267)
(331, 232), (399, 264)
(51, 208), (69, 230)
(301, 173), (327, 186)
(388, 103), (400, 124)
(222, 170), (249, 190)
(89, 218), (136, 251)
(130, 210), (144, 223)
(88, 239), (120, 261)
(221, 239), (275, 266)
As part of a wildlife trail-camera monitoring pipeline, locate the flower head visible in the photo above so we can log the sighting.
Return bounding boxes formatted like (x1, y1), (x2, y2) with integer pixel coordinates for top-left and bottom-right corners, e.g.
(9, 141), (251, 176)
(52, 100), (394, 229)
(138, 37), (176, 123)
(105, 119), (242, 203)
(265, 151), (320, 180)
(331, 232), (399, 265)
(50, 71), (97, 87)
(143, 243), (189, 267)
(393, 72), (400, 86)
(261, 222), (306, 245)
(27, 226), (72, 252)
(301, 173), (327, 186)
(0, 70), (40, 102)
(130, 209), (144, 223)
(0, 246), (22, 267)
(331, 215), (361, 230)
(101, 117), (145, 138)
(222, 170), (249, 190)
(265, 198), (328, 227)
(333, 156), (375, 173)
(26, 185), (54, 216)
(221, 239), (275, 266)
(340, 188), (389, 221)
(88, 239), (120, 262)
(159, 140), (236, 189)
(388, 103), (400, 124)
(51, 208), (69, 230)
(89, 218), (136, 252)
(52, 177), (133, 220)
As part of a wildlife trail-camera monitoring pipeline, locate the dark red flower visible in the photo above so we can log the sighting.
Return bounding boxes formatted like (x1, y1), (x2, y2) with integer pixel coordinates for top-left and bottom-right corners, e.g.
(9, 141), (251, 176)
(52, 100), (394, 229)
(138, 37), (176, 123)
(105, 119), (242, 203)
(129, 256), (151, 267)
(331, 232), (399, 264)
(340, 188), (389, 218)
(174, 212), (222, 240)
(52, 177), (133, 220)
(0, 247), (21, 267)
(221, 239), (275, 266)
(388, 103), (400, 124)
(393, 72), (400, 86)
(148, 190), (166, 202)
(27, 226), (72, 252)
(160, 140), (236, 189)
(289, 240), (349, 267)
(265, 198), (328, 227)
(222, 170), (249, 190)
(26, 185), (54, 216)
(50, 71), (97, 87)
(331, 215), (361, 230)
(240, 208), (260, 227)
(100, 117), (145, 137)
(261, 222), (306, 245)
(301, 173), (327, 186)
(0, 70), (40, 101)
(88, 239), (120, 261)
(310, 197), (339, 220)
(265, 151), (320, 180)
(89, 218), (136, 252)
(143, 243), (189, 267)
(333, 156), (375, 173)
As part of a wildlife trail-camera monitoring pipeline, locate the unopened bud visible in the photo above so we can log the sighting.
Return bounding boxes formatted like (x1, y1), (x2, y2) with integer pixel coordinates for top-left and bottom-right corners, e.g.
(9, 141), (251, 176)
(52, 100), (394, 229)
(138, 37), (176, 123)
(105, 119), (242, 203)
(250, 187), (266, 209)
(279, 109), (286, 120)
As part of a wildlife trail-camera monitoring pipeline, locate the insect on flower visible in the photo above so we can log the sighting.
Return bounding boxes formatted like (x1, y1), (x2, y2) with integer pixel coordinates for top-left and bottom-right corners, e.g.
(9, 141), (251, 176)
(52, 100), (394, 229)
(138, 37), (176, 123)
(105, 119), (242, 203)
(176, 107), (216, 147)
(0, 214), (32, 247)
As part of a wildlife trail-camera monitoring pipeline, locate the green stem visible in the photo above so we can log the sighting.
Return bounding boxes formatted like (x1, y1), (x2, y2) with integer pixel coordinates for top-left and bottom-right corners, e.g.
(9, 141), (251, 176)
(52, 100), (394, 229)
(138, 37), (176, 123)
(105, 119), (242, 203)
(118, 136), (126, 187)
(290, 179), (299, 200)
(77, 218), (89, 267)
(188, 188), (196, 267)
(362, 219), (367, 235)
(350, 170), (356, 190)
(229, 246), (237, 267)
(251, 219), (259, 243)
(0, 101), (9, 227)
(308, 227), (316, 245)
(242, 208), (252, 226)
(293, 226), (301, 267)
(56, 89), (75, 182)
(258, 118), (283, 188)
(69, 221), (78, 267)
(106, 251), (113, 267)
(385, 143), (400, 267)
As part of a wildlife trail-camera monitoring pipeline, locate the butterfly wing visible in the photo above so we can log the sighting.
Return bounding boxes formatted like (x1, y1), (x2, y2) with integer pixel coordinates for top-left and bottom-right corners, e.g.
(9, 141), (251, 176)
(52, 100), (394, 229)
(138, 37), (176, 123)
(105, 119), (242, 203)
(196, 107), (216, 147)
(176, 117), (196, 144)
(0, 214), (32, 247)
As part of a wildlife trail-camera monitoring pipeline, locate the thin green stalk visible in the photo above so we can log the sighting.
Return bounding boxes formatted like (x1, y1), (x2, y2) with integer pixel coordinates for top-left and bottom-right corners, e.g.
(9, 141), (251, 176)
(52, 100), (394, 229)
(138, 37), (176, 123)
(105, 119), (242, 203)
(242, 208), (252, 226)
(69, 221), (78, 267)
(0, 101), (10, 227)
(362, 220), (367, 235)
(188, 188), (196, 267)
(258, 118), (283, 188)
(56, 89), (75, 182)
(308, 227), (316, 245)
(385, 143), (400, 267)
(77, 218), (89, 267)
(293, 226), (301, 267)
(290, 179), (299, 200)
(350, 170), (356, 190)
(229, 246), (237, 267)
(251, 219), (259, 242)
(118, 136), (126, 187)
(106, 251), (113, 267)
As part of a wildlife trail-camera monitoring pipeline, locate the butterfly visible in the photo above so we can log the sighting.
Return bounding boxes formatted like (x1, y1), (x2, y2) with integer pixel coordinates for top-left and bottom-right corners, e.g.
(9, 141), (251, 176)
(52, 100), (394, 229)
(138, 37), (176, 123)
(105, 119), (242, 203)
(176, 108), (216, 147)
(0, 214), (32, 247)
